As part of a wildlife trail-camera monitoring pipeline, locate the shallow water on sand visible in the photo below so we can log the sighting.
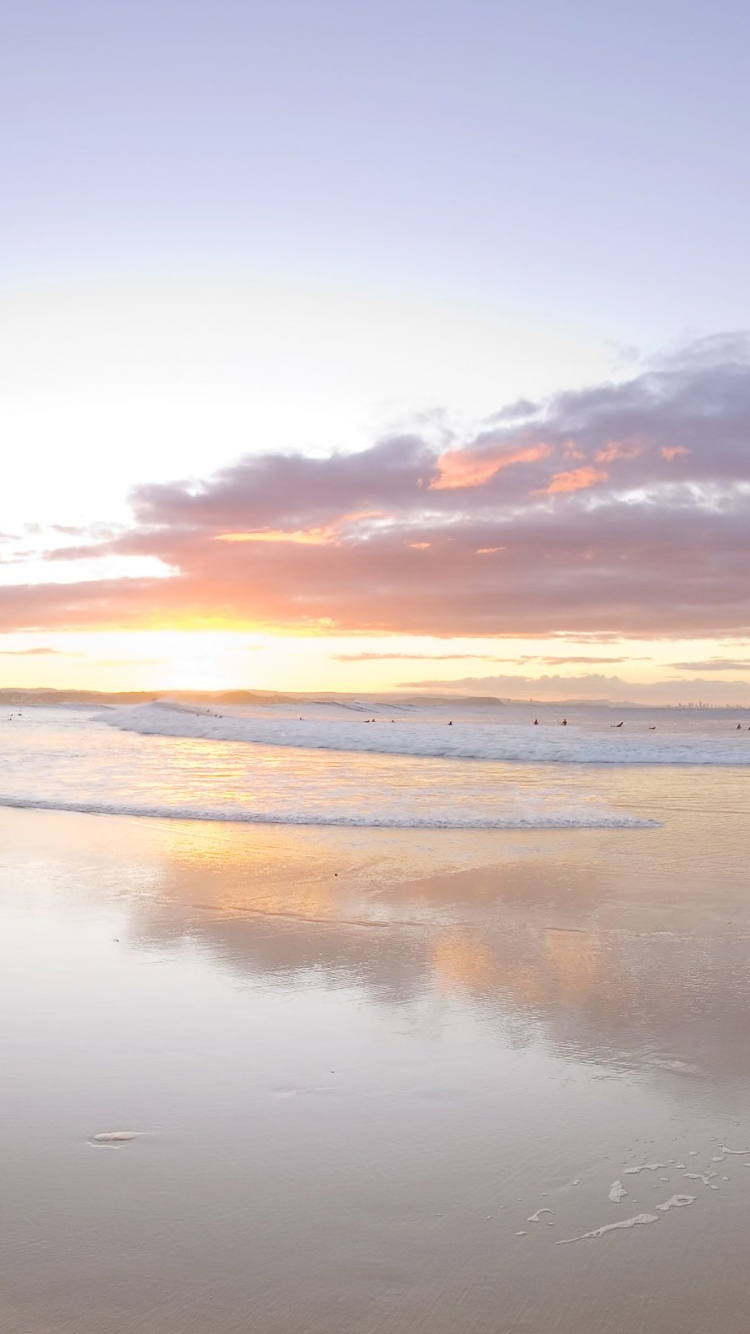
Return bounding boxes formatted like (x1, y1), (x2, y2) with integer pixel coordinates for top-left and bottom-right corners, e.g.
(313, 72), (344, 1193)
(2, 793), (750, 1332)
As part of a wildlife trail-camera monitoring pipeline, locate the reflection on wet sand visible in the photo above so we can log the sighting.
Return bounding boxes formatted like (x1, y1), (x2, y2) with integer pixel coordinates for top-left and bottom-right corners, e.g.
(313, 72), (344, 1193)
(4, 803), (750, 1334)
(61, 802), (750, 1091)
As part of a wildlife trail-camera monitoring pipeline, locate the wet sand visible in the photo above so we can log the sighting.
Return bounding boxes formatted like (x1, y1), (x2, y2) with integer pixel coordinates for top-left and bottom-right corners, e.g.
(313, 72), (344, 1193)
(2, 780), (750, 1333)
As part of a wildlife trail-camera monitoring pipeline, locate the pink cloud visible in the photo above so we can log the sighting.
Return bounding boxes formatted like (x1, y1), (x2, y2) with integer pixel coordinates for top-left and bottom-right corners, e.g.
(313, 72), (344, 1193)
(594, 441), (644, 464)
(540, 466), (608, 495)
(4, 334), (750, 641)
(430, 443), (551, 490)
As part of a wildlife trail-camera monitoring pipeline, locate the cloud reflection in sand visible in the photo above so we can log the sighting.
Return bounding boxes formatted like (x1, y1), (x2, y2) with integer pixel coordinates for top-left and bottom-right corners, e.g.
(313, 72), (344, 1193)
(22, 804), (741, 1095)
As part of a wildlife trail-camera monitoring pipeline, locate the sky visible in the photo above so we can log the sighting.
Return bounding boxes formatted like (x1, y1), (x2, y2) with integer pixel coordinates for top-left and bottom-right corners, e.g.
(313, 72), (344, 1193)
(3, 0), (750, 702)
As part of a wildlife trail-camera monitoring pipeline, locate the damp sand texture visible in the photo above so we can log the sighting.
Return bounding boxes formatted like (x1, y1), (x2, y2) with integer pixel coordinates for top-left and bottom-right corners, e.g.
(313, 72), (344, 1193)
(1, 800), (750, 1333)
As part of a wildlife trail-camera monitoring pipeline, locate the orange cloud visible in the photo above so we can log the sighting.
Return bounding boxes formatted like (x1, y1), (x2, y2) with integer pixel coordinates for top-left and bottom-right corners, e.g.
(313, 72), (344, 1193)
(216, 510), (384, 547)
(476, 546), (504, 554)
(430, 443), (552, 490)
(595, 441), (644, 463)
(562, 439), (586, 460)
(216, 526), (337, 545)
(661, 445), (689, 461)
(540, 466), (608, 495)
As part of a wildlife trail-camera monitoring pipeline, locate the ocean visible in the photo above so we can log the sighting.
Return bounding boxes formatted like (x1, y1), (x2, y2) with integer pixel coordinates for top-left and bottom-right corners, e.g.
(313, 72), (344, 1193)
(2, 697), (749, 829)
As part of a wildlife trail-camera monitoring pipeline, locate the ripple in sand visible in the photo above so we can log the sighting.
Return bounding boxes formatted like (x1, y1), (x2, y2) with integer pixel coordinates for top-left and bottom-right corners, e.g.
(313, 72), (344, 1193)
(271, 1084), (337, 1099)
(556, 1213), (659, 1245)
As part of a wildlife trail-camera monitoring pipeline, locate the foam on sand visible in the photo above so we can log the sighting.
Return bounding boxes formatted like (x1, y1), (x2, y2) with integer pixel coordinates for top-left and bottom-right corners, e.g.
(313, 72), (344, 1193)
(684, 1170), (720, 1189)
(90, 1131), (141, 1145)
(0, 792), (655, 830)
(656, 1194), (696, 1212)
(556, 1213), (660, 1245)
(608, 1181), (628, 1202)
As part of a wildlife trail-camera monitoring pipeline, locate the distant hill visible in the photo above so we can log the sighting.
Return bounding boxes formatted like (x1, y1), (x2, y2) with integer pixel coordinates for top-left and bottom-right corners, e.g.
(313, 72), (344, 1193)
(0, 687), (505, 709)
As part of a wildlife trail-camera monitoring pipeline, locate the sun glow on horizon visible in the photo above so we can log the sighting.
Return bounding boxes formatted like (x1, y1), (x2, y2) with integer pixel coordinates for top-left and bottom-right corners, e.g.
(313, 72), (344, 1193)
(2, 629), (750, 705)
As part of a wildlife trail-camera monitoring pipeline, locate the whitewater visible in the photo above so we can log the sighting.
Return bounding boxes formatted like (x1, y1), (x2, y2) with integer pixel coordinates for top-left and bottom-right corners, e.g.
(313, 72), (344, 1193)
(0, 699), (748, 831)
(106, 698), (750, 766)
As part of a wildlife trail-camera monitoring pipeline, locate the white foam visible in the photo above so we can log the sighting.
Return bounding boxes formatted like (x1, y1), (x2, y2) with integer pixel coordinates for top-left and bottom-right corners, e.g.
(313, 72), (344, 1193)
(608, 1181), (628, 1202)
(556, 1213), (659, 1245)
(684, 1170), (720, 1190)
(90, 1131), (140, 1144)
(0, 793), (654, 831)
(721, 1145), (750, 1154)
(103, 702), (750, 768)
(656, 1194), (696, 1212)
(528, 1209), (554, 1224)
(623, 1162), (668, 1175)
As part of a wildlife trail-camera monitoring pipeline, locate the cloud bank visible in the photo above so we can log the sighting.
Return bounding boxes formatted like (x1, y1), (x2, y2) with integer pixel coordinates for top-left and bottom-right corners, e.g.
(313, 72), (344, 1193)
(399, 673), (750, 706)
(4, 333), (750, 639)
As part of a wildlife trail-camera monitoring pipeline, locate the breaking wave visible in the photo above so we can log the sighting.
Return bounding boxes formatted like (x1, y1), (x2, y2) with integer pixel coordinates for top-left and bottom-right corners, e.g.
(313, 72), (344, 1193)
(102, 701), (750, 766)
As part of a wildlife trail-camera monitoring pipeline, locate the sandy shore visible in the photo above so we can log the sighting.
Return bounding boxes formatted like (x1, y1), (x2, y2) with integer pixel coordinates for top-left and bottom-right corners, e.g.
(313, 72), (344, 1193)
(2, 791), (750, 1332)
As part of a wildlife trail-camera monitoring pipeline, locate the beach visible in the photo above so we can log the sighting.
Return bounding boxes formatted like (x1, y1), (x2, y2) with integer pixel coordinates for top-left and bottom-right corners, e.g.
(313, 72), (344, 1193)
(6, 3), (750, 1326)
(2, 711), (750, 1331)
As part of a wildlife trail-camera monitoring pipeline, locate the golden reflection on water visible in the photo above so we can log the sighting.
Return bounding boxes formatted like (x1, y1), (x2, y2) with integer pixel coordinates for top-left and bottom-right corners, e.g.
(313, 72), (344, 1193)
(432, 927), (602, 1012)
(4, 794), (750, 1089)
(544, 927), (603, 1002)
(4, 803), (750, 1334)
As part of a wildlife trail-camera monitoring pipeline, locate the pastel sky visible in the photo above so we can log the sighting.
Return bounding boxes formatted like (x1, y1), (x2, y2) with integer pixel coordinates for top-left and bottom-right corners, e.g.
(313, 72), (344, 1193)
(3, 0), (750, 701)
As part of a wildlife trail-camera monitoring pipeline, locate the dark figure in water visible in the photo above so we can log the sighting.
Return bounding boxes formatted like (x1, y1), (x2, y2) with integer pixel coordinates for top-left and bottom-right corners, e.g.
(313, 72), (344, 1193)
(448, 720), (453, 725)
(561, 719), (567, 726)
(738, 724), (742, 730)
(613, 721), (624, 728)
(534, 718), (538, 725)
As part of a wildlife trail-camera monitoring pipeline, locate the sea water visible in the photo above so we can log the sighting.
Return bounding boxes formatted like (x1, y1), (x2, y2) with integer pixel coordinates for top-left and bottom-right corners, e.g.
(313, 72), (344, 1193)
(1, 698), (748, 829)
